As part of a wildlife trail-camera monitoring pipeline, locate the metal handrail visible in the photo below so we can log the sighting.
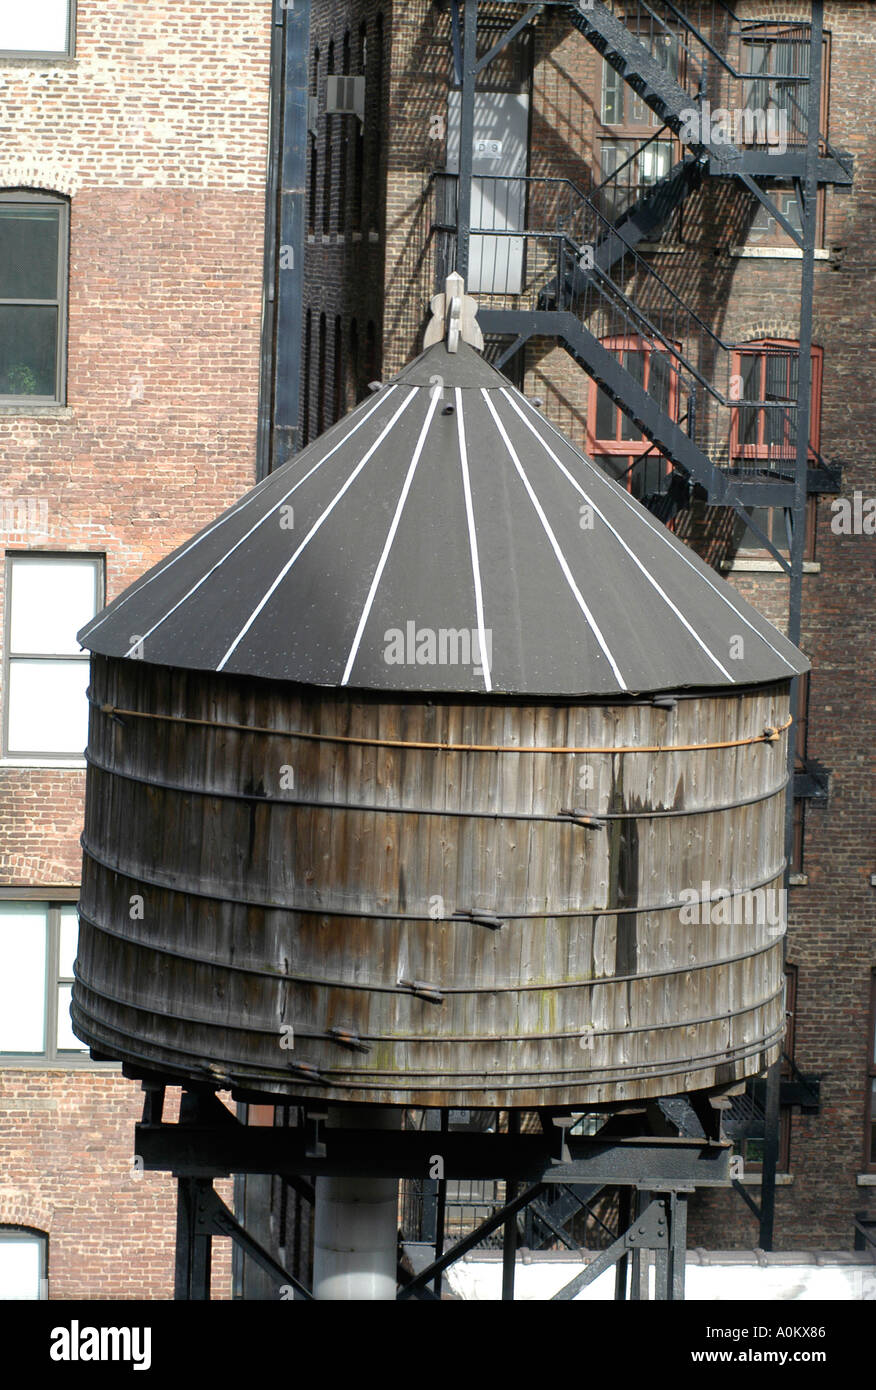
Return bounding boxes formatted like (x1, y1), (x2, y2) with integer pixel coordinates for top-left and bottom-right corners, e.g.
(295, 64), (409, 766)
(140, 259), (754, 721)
(432, 170), (825, 471)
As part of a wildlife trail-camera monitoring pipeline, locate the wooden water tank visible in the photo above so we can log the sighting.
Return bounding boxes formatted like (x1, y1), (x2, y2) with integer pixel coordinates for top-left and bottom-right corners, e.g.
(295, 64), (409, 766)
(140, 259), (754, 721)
(74, 339), (807, 1109)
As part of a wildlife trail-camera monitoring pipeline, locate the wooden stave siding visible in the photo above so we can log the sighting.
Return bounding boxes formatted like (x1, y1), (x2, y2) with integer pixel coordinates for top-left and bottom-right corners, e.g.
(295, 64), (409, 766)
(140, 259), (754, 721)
(73, 655), (791, 1108)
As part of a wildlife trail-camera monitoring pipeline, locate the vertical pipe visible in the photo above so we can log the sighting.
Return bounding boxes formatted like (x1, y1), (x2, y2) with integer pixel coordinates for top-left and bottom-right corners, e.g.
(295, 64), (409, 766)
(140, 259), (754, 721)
(313, 1107), (400, 1300)
(765, 0), (824, 1253)
(256, 1), (286, 481)
(274, 0), (311, 469)
(456, 0), (478, 285)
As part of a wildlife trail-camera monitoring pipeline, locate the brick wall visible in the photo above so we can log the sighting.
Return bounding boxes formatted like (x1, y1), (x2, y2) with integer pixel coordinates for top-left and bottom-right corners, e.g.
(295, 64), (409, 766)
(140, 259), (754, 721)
(0, 0), (271, 1297)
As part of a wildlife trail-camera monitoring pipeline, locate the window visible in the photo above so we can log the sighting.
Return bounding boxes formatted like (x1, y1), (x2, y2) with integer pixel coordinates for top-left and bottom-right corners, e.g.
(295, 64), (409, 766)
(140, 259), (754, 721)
(866, 972), (876, 1170)
(730, 340), (822, 556)
(0, 1228), (47, 1299)
(740, 28), (829, 251)
(741, 27), (830, 150)
(339, 30), (351, 233)
(587, 336), (678, 505)
(598, 138), (675, 222)
(3, 553), (101, 759)
(598, 37), (679, 226)
(601, 33), (679, 127)
(0, 191), (68, 404)
(0, 2), (74, 58)
(0, 899), (88, 1062)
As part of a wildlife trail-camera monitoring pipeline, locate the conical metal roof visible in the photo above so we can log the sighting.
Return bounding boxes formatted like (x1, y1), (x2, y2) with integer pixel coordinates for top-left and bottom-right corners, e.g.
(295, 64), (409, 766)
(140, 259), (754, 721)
(79, 339), (807, 696)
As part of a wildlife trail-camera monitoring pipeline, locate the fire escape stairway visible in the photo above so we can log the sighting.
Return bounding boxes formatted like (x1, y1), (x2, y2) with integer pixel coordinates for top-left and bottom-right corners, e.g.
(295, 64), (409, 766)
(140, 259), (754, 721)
(563, 0), (852, 187)
(541, 153), (704, 309)
(507, 307), (737, 505)
(596, 153), (703, 269)
(564, 1), (741, 169)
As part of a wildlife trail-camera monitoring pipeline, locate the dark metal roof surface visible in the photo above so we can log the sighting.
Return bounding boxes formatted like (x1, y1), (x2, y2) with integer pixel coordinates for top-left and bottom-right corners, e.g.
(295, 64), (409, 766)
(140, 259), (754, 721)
(79, 340), (808, 696)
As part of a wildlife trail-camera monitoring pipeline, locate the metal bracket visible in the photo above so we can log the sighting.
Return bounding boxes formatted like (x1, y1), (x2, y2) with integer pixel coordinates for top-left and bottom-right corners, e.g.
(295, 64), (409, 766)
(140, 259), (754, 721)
(624, 1200), (669, 1250)
(794, 759), (830, 803)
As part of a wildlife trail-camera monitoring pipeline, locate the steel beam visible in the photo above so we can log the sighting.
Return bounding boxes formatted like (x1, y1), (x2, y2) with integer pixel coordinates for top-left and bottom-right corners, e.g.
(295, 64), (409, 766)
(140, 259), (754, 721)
(138, 1116), (732, 1186)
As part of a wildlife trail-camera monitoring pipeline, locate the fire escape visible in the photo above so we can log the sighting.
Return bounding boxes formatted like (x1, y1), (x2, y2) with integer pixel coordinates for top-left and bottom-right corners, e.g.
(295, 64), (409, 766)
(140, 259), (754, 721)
(433, 0), (850, 1249)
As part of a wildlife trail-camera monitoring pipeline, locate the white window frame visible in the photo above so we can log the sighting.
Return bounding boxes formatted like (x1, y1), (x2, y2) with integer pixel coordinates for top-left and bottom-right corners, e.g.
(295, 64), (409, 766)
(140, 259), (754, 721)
(0, 1228), (48, 1300)
(0, 2), (76, 59)
(0, 892), (107, 1068)
(3, 552), (102, 760)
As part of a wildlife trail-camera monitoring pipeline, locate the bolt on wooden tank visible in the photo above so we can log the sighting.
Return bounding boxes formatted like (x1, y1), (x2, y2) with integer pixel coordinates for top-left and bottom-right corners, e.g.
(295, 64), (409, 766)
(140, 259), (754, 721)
(73, 329), (807, 1110)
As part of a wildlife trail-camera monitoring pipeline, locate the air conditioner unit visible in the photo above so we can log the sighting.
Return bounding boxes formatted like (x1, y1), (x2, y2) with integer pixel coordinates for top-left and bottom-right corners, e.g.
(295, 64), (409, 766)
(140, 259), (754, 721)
(325, 74), (365, 123)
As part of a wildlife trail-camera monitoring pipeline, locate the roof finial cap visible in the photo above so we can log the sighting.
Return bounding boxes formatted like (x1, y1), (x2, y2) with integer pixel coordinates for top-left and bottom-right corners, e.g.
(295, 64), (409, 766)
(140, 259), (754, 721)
(423, 271), (484, 354)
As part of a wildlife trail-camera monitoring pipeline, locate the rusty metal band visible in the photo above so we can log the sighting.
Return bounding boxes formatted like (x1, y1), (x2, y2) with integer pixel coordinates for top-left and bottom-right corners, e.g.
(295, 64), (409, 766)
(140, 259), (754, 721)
(92, 697), (793, 755)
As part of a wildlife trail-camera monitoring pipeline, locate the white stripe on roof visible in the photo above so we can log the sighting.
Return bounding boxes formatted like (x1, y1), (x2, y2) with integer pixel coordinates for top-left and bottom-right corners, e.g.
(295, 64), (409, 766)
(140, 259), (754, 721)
(500, 388), (735, 683)
(481, 388), (627, 691)
(217, 387), (418, 673)
(341, 389), (442, 685)
(86, 387), (395, 644)
(455, 388), (492, 694)
(507, 385), (799, 674)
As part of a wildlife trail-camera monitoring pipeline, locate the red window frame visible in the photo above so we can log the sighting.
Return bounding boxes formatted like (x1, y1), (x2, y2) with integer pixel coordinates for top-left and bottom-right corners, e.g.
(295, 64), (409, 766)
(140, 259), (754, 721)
(730, 339), (823, 465)
(729, 339), (822, 558)
(586, 335), (680, 505)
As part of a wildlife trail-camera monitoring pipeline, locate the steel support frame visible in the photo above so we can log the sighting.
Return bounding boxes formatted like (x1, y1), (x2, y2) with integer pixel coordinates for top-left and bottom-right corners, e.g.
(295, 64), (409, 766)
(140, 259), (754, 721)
(139, 1083), (730, 1301)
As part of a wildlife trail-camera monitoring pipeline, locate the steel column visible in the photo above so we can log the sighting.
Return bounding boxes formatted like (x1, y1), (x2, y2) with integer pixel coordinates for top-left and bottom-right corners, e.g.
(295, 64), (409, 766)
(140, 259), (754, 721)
(502, 1111), (520, 1300)
(455, 0), (478, 286)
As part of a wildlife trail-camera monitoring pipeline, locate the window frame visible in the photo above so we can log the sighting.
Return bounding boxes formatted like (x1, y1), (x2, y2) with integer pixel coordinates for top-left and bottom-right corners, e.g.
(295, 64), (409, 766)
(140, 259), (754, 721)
(586, 334), (680, 503)
(0, 2), (75, 60)
(729, 339), (822, 559)
(0, 1226), (48, 1300)
(0, 190), (69, 405)
(2, 551), (103, 760)
(866, 970), (876, 1172)
(597, 40), (683, 233)
(0, 892), (105, 1068)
